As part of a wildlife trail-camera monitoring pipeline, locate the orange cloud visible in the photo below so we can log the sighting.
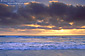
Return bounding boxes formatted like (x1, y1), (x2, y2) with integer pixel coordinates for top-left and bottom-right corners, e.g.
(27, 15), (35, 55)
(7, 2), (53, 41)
(81, 26), (85, 28)
(21, 24), (55, 28)
(69, 22), (74, 25)
(49, 0), (59, 3)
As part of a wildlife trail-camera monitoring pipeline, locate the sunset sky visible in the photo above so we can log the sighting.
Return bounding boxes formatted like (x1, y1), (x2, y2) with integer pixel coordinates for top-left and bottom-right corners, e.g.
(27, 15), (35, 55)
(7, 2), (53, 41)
(0, 0), (85, 36)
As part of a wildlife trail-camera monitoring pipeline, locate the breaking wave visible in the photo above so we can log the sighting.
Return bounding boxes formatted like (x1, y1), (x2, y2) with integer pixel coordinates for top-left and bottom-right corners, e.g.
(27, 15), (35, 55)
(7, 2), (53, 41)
(0, 42), (85, 50)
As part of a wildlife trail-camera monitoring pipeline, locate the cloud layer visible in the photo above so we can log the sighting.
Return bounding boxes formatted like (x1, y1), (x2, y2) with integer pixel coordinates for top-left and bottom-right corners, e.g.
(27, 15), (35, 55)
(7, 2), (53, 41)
(0, 2), (85, 29)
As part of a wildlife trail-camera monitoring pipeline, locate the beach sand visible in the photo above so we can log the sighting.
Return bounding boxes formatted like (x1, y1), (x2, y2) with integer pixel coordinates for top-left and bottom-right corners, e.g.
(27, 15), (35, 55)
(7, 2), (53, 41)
(0, 50), (85, 56)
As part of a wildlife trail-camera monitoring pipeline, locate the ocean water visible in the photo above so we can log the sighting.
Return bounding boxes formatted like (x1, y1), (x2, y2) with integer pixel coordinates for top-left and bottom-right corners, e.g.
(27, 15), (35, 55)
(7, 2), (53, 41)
(0, 36), (85, 50)
(0, 36), (85, 56)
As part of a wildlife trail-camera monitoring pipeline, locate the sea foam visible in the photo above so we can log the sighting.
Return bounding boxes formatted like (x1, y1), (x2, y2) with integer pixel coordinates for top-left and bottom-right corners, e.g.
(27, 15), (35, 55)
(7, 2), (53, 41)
(0, 42), (85, 50)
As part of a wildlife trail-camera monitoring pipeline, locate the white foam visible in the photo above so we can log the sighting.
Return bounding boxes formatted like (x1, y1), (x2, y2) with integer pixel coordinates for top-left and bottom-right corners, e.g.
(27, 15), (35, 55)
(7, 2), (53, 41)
(0, 42), (85, 50)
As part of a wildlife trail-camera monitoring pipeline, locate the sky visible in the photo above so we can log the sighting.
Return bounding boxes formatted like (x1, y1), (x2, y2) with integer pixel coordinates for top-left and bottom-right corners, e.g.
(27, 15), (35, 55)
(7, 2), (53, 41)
(0, 0), (85, 36)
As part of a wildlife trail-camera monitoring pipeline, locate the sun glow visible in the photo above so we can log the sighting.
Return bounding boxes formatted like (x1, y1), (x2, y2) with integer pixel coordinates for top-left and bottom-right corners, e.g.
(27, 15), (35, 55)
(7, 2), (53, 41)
(38, 29), (85, 36)
(1, 28), (84, 36)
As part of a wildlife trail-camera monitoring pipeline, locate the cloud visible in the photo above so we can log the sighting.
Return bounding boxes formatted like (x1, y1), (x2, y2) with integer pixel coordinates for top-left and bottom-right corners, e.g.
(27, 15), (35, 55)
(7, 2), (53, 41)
(0, 2), (85, 29)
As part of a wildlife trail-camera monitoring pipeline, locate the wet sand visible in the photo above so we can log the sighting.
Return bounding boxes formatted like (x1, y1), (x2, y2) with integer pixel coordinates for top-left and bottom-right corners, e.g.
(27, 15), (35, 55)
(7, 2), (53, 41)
(0, 50), (85, 56)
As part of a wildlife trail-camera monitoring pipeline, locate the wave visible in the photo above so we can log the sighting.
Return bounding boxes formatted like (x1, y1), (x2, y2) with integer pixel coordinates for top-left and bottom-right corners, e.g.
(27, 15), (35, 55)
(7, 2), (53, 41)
(0, 36), (85, 38)
(0, 42), (85, 50)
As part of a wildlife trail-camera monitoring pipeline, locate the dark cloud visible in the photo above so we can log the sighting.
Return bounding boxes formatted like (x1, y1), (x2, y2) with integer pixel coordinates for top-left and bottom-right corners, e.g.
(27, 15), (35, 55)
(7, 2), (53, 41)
(49, 2), (67, 16)
(0, 3), (35, 26)
(65, 5), (85, 21)
(0, 2), (85, 29)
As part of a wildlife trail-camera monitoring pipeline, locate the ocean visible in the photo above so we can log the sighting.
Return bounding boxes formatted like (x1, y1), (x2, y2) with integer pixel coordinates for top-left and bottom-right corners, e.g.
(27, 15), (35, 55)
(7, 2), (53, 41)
(0, 36), (85, 56)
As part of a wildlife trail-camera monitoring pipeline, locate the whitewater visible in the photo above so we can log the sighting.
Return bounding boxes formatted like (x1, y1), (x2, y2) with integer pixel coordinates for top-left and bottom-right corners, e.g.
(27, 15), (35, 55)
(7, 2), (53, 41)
(0, 36), (85, 50)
